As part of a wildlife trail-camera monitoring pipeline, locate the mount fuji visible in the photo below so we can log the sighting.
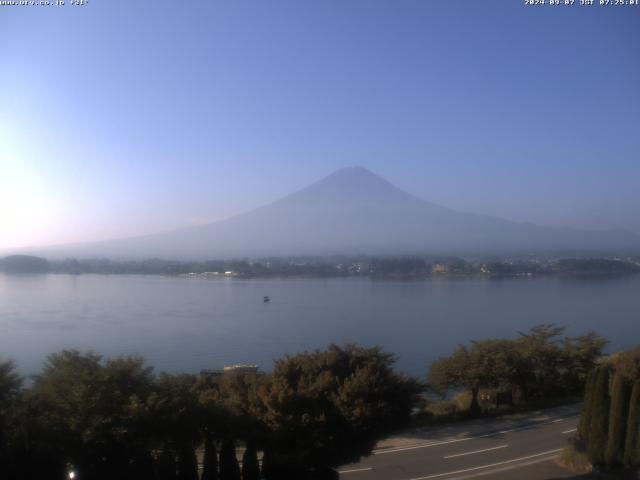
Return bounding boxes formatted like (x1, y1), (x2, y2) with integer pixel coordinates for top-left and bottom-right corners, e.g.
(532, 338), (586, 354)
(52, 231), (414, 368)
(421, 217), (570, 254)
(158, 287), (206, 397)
(21, 167), (640, 259)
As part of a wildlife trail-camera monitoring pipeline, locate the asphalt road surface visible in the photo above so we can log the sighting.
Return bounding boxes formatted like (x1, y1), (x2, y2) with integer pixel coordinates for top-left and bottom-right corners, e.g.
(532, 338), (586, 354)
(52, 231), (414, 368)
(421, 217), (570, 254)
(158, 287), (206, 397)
(339, 405), (581, 480)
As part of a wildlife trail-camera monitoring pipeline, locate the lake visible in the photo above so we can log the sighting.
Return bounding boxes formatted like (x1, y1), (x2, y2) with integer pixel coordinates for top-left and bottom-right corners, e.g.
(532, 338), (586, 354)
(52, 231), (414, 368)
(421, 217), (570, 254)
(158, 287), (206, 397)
(1, 274), (639, 377)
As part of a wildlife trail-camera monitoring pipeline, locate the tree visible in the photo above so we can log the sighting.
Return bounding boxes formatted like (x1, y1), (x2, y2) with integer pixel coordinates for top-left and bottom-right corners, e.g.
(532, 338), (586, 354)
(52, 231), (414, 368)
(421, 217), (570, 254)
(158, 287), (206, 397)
(241, 441), (260, 480)
(131, 450), (157, 479)
(27, 351), (155, 479)
(623, 381), (640, 467)
(429, 340), (516, 414)
(428, 345), (469, 397)
(157, 449), (178, 480)
(217, 371), (267, 442)
(576, 369), (596, 442)
(259, 344), (421, 472)
(587, 366), (611, 466)
(559, 332), (607, 393)
(260, 448), (276, 480)
(612, 347), (640, 380)
(428, 325), (606, 411)
(370, 257), (428, 277)
(605, 372), (630, 465)
(0, 360), (22, 407)
(513, 324), (565, 400)
(145, 373), (203, 452)
(201, 434), (219, 480)
(0, 254), (50, 273)
(0, 360), (23, 478)
(219, 437), (241, 480)
(177, 443), (199, 480)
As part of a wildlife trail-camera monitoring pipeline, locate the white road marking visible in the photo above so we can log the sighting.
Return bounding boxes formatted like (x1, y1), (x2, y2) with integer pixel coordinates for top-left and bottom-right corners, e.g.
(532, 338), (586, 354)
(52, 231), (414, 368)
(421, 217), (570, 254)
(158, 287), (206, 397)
(562, 428), (577, 434)
(410, 449), (563, 480)
(444, 444), (508, 459)
(439, 453), (561, 480)
(376, 436), (474, 454)
(373, 415), (579, 455)
(339, 467), (373, 474)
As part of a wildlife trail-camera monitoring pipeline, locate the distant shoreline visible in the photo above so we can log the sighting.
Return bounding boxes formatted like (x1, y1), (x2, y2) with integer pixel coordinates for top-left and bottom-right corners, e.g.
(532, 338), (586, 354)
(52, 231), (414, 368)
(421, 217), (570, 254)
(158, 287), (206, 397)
(1, 254), (639, 279)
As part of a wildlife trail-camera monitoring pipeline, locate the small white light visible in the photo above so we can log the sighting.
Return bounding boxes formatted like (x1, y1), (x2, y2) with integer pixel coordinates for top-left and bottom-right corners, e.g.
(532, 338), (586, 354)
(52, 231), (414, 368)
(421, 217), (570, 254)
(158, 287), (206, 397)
(69, 471), (75, 479)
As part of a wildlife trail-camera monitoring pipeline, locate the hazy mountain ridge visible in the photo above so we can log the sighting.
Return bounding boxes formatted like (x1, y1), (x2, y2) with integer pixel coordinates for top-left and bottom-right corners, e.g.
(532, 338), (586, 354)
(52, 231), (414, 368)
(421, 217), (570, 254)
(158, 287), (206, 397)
(16, 167), (640, 259)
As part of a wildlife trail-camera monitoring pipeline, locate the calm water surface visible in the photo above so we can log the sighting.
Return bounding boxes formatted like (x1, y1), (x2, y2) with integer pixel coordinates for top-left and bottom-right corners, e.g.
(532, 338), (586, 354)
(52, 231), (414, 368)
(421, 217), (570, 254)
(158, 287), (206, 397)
(1, 274), (639, 376)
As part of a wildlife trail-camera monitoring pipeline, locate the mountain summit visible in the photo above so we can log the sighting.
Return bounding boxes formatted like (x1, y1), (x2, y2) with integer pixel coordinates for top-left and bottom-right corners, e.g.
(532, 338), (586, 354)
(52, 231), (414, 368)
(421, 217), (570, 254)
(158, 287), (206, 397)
(26, 167), (640, 259)
(266, 166), (447, 212)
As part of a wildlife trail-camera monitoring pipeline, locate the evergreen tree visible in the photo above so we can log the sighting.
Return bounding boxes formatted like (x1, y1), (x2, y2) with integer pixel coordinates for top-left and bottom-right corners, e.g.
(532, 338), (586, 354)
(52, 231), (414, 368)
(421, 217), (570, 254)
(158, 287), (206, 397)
(219, 438), (241, 480)
(156, 449), (178, 480)
(177, 443), (199, 480)
(577, 369), (596, 442)
(130, 450), (157, 480)
(260, 448), (276, 480)
(605, 372), (630, 465)
(241, 442), (260, 480)
(587, 366), (611, 466)
(202, 434), (219, 480)
(624, 381), (640, 467)
(310, 466), (339, 480)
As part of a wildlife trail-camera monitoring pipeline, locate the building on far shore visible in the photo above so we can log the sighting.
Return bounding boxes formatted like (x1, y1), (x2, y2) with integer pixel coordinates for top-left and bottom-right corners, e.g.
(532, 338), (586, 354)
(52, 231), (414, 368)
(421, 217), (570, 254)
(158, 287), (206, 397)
(200, 364), (260, 379)
(431, 263), (448, 274)
(224, 364), (259, 374)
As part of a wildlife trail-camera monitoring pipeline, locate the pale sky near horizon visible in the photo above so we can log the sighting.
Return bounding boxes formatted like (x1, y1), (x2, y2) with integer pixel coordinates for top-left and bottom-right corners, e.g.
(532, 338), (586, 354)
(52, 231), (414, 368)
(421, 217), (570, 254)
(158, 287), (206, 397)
(1, 0), (639, 250)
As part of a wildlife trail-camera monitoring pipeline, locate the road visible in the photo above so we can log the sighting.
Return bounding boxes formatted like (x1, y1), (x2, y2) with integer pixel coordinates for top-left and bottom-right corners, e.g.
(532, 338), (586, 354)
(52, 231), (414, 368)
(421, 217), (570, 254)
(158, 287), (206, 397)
(339, 405), (581, 480)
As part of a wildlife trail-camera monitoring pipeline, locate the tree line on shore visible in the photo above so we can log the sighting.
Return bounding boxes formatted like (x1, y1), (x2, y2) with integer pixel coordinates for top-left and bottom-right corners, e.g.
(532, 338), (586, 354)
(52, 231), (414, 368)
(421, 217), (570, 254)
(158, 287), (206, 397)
(2, 254), (639, 278)
(575, 347), (640, 470)
(0, 326), (610, 480)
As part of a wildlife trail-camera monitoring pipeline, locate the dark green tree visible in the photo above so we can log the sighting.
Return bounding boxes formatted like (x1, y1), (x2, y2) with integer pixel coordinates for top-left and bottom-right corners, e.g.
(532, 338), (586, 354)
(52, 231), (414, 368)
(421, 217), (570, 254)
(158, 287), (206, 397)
(157, 449), (178, 480)
(129, 449), (157, 480)
(259, 344), (420, 473)
(587, 366), (611, 466)
(27, 351), (154, 479)
(605, 372), (630, 465)
(260, 448), (276, 480)
(429, 340), (516, 414)
(177, 443), (199, 480)
(241, 441), (260, 480)
(429, 345), (476, 412)
(577, 369), (596, 442)
(613, 347), (640, 380)
(623, 381), (640, 467)
(429, 325), (606, 411)
(201, 434), (219, 480)
(513, 324), (565, 401)
(0, 360), (22, 407)
(0, 360), (23, 479)
(145, 373), (203, 456)
(217, 371), (267, 442)
(310, 466), (340, 480)
(559, 332), (608, 394)
(219, 437), (241, 480)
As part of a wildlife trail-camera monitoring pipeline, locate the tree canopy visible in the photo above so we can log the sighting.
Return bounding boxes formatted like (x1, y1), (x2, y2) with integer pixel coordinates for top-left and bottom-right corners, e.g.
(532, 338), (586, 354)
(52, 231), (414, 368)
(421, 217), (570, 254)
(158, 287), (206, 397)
(428, 325), (606, 413)
(258, 344), (421, 471)
(0, 344), (420, 479)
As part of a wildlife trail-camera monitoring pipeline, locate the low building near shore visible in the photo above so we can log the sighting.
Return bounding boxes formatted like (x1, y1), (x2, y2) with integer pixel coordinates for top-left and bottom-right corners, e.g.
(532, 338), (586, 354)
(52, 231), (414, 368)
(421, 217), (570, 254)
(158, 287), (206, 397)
(200, 364), (260, 379)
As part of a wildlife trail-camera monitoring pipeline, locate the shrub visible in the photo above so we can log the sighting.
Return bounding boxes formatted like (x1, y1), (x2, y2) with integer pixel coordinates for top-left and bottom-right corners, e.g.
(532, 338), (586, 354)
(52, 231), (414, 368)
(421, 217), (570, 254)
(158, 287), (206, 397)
(558, 445), (592, 473)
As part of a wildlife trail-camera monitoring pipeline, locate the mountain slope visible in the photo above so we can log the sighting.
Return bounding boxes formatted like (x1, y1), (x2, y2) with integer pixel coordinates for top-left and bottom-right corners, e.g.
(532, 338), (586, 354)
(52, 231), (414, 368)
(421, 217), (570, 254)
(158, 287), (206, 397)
(26, 167), (640, 259)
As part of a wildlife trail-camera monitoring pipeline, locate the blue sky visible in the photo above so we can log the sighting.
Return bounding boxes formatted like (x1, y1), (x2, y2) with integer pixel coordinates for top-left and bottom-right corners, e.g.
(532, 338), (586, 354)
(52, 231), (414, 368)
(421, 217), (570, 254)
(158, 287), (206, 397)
(1, 0), (639, 249)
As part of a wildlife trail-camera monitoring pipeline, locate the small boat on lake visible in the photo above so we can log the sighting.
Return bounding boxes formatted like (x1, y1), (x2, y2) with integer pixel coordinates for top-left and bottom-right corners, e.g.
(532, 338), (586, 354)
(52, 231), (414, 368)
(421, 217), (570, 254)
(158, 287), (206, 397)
(263, 296), (270, 303)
